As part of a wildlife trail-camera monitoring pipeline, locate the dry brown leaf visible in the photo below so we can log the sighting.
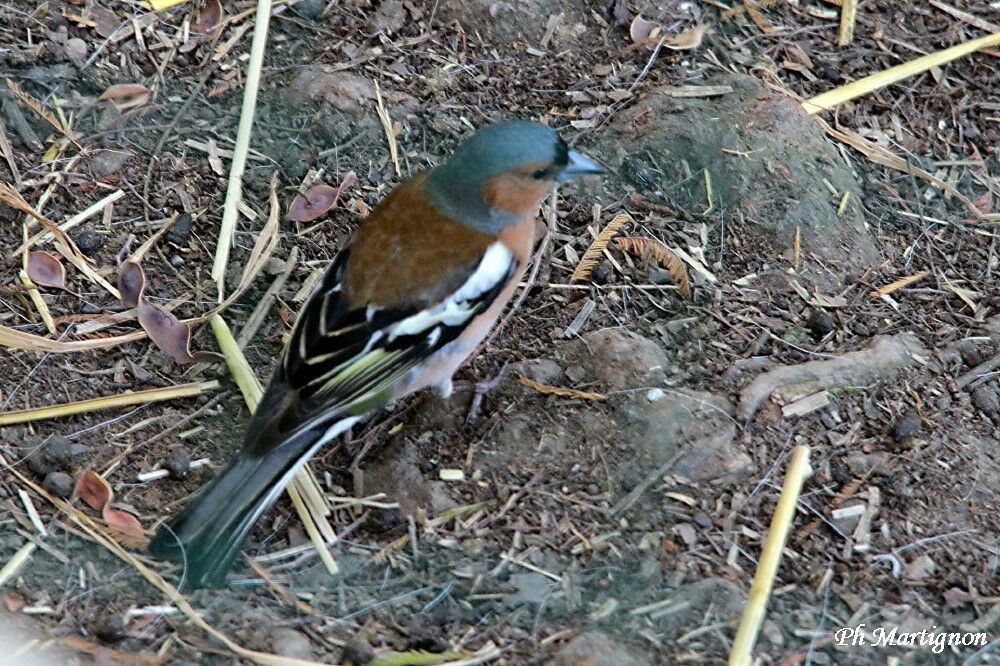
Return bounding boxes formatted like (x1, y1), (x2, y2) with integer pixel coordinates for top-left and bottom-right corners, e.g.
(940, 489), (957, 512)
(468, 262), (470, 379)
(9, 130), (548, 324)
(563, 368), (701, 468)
(99, 84), (151, 110)
(0, 183), (121, 299)
(614, 236), (692, 298)
(807, 293), (849, 308)
(518, 375), (606, 400)
(942, 277), (978, 312)
(137, 299), (211, 364)
(103, 507), (146, 542)
(570, 213), (630, 282)
(869, 271), (928, 297)
(663, 24), (708, 50)
(73, 469), (113, 512)
(72, 469), (146, 547)
(629, 15), (662, 49)
(744, 0), (777, 34)
(286, 184), (340, 222)
(118, 261), (145, 308)
(26, 251), (65, 289)
(630, 17), (706, 51)
(192, 0), (223, 32)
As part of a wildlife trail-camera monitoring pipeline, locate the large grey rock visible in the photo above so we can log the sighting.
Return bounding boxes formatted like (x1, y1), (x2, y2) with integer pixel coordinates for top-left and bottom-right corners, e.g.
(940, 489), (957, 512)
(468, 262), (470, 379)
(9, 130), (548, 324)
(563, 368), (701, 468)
(592, 73), (880, 280)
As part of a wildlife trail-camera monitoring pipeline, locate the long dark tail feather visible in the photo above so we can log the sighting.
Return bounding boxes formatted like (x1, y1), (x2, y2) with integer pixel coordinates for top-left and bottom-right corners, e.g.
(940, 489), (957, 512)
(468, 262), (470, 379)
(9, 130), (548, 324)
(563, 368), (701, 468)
(148, 418), (353, 590)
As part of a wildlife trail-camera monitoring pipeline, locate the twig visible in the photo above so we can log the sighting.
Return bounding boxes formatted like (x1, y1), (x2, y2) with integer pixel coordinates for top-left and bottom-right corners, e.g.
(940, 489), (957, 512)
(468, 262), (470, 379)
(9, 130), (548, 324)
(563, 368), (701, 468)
(0, 380), (219, 426)
(837, 0), (856, 46)
(211, 0), (273, 301)
(236, 246), (298, 348)
(728, 446), (811, 665)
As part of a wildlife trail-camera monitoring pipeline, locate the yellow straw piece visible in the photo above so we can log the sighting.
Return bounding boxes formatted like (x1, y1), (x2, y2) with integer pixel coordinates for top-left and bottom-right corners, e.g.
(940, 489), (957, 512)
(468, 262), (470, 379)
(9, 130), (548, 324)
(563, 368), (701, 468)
(0, 381), (218, 426)
(146, 0), (189, 10)
(729, 446), (811, 666)
(837, 0), (856, 46)
(803, 32), (1000, 114)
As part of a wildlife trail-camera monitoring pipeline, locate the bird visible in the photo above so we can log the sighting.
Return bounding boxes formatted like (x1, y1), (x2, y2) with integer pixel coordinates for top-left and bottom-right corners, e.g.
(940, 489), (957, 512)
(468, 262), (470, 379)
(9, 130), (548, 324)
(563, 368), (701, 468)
(148, 120), (605, 589)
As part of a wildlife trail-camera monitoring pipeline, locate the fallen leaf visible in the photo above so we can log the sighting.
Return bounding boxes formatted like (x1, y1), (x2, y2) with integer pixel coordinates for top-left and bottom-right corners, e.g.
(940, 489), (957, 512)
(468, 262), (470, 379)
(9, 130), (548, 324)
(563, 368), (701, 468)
(73, 469), (113, 512)
(99, 84), (150, 110)
(137, 299), (212, 364)
(90, 5), (121, 38)
(26, 251), (66, 289)
(103, 507), (146, 540)
(518, 375), (607, 400)
(286, 184), (341, 222)
(192, 0), (223, 32)
(663, 24), (708, 50)
(629, 15), (662, 49)
(806, 293), (849, 308)
(118, 261), (145, 308)
(2, 592), (26, 613)
(943, 587), (976, 608)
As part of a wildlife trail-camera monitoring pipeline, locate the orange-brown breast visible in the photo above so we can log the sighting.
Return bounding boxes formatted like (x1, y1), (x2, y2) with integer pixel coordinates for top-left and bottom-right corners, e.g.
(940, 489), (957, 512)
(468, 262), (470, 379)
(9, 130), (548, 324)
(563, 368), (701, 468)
(342, 173), (496, 308)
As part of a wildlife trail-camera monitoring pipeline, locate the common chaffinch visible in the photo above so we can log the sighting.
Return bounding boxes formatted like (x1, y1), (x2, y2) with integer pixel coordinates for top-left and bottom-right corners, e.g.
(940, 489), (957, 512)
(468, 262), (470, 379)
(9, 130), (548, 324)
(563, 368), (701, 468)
(148, 120), (605, 589)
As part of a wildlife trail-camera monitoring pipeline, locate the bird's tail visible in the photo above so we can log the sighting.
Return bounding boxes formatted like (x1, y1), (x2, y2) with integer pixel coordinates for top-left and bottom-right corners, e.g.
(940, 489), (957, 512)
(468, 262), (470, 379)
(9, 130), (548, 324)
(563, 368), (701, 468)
(148, 417), (356, 590)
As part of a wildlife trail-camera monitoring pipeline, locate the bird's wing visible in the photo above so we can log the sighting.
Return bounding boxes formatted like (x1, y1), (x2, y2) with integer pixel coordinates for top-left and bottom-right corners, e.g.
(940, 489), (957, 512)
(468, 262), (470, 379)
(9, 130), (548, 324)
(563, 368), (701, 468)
(247, 241), (516, 452)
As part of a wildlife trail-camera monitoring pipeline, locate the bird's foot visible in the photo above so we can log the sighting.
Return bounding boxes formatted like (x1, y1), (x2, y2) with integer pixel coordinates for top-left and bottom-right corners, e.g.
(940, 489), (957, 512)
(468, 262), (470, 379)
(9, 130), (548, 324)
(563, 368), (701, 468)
(454, 362), (509, 424)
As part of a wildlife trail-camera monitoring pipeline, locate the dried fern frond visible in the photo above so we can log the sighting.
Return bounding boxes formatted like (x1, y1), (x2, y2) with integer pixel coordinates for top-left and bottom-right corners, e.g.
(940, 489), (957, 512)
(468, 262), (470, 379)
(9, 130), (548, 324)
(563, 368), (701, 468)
(614, 236), (692, 299)
(869, 271), (928, 297)
(570, 213), (630, 282)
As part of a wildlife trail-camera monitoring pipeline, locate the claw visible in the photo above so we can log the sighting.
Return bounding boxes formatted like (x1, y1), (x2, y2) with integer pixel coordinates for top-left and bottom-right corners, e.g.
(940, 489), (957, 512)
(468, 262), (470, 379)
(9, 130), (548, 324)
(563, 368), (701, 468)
(462, 362), (509, 424)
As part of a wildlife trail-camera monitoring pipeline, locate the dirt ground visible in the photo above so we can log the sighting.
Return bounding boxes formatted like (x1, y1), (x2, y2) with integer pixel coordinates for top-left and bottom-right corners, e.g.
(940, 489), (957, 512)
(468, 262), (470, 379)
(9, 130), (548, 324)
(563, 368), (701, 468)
(1, 0), (1000, 664)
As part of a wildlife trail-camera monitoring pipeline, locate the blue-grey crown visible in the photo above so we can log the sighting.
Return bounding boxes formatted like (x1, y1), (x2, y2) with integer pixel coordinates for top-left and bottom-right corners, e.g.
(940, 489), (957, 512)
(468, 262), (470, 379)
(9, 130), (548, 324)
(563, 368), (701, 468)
(441, 120), (569, 179)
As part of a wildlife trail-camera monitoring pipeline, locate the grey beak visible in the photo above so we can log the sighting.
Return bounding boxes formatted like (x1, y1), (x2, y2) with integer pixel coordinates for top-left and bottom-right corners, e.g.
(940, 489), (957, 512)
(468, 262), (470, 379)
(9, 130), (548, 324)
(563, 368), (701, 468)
(556, 150), (606, 181)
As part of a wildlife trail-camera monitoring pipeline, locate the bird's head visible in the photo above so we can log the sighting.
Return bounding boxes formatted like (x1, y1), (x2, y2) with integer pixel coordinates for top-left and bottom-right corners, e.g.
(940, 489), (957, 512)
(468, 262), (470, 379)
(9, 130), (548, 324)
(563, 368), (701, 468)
(426, 120), (605, 234)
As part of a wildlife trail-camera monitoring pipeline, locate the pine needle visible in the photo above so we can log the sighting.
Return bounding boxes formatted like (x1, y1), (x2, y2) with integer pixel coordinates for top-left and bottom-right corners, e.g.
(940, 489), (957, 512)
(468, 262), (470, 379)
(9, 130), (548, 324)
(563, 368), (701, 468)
(517, 376), (606, 401)
(614, 236), (692, 298)
(570, 213), (630, 282)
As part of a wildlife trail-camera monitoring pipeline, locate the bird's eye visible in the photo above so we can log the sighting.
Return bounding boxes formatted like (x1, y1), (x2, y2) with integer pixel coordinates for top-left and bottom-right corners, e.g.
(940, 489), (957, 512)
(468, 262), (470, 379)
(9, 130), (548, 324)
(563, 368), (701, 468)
(531, 168), (549, 180)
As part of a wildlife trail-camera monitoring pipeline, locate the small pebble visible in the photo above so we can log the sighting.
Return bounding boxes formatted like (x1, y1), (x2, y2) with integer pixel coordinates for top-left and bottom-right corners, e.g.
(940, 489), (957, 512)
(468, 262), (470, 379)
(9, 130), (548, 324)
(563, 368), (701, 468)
(92, 615), (126, 642)
(42, 471), (73, 498)
(166, 213), (193, 245)
(591, 262), (614, 285)
(26, 453), (56, 476)
(972, 386), (1000, 418)
(165, 447), (191, 479)
(44, 435), (73, 466)
(892, 411), (921, 443)
(342, 638), (376, 666)
(270, 628), (314, 661)
(74, 230), (104, 256)
(170, 254), (185, 267)
(807, 310), (835, 338)
(293, 0), (326, 20)
(64, 37), (87, 61)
